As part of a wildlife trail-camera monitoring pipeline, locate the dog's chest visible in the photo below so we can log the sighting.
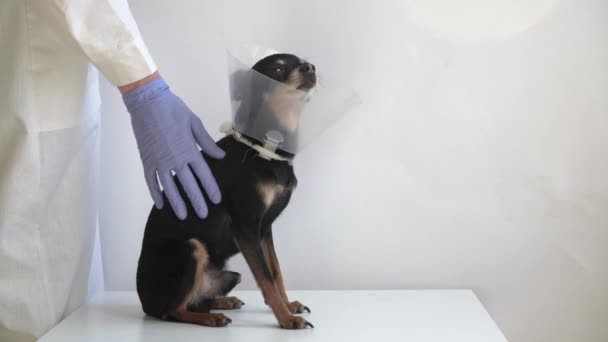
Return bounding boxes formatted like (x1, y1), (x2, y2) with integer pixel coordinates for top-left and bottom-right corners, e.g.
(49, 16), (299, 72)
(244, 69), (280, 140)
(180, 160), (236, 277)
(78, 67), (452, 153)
(258, 182), (290, 208)
(256, 165), (297, 209)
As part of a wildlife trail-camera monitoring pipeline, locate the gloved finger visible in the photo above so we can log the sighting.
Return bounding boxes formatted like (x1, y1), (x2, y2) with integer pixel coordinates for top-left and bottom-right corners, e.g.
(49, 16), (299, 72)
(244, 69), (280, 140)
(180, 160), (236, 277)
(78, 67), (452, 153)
(191, 116), (225, 159)
(159, 171), (187, 220)
(191, 157), (222, 205)
(145, 168), (164, 209)
(176, 166), (209, 219)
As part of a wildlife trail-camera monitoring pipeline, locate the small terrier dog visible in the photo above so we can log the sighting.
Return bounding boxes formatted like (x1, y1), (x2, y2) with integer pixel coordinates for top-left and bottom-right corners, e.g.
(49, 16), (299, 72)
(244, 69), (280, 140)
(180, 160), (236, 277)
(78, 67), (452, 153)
(136, 53), (316, 329)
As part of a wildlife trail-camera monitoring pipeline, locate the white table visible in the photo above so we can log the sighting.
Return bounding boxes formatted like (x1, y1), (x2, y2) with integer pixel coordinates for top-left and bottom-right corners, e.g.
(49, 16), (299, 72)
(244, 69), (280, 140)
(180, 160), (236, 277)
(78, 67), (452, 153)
(39, 290), (507, 342)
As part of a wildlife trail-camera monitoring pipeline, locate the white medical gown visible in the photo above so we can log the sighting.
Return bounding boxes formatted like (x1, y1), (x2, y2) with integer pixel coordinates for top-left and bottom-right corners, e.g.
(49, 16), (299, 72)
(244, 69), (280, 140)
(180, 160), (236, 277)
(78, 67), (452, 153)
(0, 0), (155, 340)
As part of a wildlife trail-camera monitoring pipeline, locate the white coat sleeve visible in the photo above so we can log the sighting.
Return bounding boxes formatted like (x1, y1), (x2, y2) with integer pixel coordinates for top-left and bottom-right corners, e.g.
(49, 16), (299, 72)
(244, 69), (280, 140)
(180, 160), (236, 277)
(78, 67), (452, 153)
(54, 0), (158, 86)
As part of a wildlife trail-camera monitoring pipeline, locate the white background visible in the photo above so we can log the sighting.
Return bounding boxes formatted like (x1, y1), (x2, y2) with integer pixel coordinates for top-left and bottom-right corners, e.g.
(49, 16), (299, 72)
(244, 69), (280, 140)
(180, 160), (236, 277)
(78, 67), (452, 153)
(98, 1), (608, 341)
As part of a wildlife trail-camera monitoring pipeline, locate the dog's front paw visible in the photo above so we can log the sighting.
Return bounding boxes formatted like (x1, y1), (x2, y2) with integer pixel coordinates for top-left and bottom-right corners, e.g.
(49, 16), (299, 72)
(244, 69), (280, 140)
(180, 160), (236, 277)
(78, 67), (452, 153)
(287, 300), (310, 314)
(279, 315), (314, 329)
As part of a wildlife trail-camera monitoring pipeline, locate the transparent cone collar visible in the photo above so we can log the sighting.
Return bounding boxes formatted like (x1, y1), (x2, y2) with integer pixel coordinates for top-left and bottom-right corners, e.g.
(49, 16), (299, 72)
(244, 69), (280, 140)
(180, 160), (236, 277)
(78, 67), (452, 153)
(225, 44), (360, 155)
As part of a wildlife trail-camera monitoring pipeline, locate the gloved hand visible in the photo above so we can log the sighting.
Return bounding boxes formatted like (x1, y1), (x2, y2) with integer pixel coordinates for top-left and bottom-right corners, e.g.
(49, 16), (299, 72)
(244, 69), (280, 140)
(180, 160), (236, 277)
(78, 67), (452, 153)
(123, 76), (224, 220)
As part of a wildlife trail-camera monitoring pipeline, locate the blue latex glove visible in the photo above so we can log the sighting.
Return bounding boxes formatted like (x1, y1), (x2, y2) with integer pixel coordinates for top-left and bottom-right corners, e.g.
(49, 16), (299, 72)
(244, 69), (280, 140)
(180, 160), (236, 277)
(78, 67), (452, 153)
(123, 76), (224, 220)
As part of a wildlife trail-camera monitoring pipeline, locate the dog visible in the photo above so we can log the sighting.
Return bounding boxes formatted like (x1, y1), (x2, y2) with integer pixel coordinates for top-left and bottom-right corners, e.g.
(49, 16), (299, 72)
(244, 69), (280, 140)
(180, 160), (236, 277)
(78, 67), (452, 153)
(136, 53), (317, 329)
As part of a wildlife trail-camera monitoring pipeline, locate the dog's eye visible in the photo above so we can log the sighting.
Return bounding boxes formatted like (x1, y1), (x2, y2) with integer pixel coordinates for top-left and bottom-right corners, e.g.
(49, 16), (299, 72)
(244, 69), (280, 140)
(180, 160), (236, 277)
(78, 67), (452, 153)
(273, 67), (283, 75)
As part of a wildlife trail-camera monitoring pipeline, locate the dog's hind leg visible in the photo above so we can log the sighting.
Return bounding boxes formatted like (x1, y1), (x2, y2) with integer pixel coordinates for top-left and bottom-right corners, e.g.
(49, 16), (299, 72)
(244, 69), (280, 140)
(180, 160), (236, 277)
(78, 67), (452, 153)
(188, 270), (244, 311)
(170, 239), (232, 327)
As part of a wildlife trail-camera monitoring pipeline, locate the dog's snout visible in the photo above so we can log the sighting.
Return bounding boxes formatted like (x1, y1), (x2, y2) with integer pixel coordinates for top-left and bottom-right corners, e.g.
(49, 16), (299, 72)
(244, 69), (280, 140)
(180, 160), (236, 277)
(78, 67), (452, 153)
(300, 63), (315, 74)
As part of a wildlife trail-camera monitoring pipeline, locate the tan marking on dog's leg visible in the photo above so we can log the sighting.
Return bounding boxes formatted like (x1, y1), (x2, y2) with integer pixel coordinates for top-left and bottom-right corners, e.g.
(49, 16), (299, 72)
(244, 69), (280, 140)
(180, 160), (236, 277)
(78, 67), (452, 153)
(171, 240), (231, 327)
(176, 239), (207, 310)
(262, 233), (309, 314)
(261, 237), (288, 304)
(180, 239), (207, 308)
(172, 310), (232, 327)
(237, 239), (312, 329)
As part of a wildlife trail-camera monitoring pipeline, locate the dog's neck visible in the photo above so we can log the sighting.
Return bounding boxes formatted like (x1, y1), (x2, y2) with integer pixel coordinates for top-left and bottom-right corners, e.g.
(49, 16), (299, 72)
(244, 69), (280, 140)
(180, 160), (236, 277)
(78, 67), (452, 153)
(220, 122), (295, 162)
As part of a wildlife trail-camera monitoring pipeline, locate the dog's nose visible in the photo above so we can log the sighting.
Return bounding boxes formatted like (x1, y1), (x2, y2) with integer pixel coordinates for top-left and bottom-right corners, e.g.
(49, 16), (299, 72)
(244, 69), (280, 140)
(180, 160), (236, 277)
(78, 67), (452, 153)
(300, 63), (315, 74)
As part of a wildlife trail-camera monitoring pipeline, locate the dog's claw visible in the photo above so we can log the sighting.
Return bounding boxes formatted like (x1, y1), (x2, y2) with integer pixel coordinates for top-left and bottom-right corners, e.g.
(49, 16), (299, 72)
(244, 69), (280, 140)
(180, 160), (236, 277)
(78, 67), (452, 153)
(240, 301), (245, 306)
(305, 321), (314, 328)
(303, 306), (311, 313)
(226, 317), (232, 324)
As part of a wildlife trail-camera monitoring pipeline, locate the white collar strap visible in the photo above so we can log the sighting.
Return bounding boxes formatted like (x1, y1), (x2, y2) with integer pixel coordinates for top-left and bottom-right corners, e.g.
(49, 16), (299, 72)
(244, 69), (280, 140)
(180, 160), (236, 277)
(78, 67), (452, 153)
(219, 122), (291, 162)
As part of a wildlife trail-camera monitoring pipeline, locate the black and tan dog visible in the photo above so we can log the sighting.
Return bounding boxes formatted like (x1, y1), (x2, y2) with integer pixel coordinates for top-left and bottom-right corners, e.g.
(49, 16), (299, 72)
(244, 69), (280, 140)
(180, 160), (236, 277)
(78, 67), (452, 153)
(136, 53), (316, 329)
